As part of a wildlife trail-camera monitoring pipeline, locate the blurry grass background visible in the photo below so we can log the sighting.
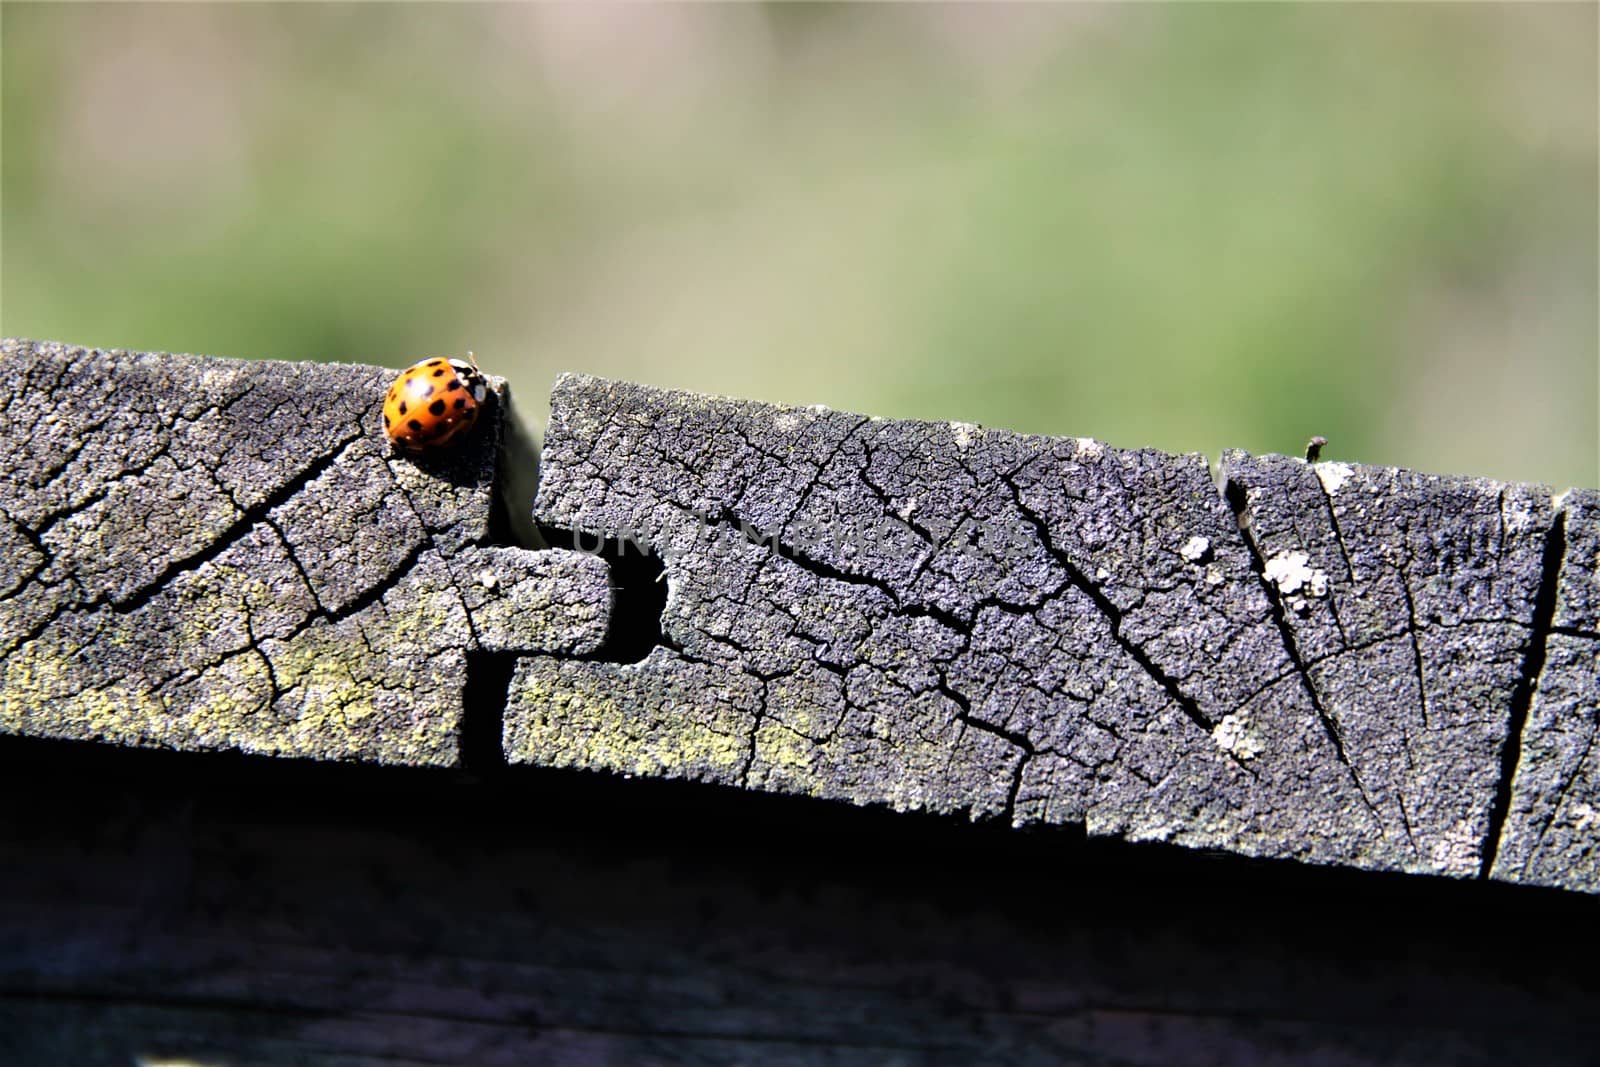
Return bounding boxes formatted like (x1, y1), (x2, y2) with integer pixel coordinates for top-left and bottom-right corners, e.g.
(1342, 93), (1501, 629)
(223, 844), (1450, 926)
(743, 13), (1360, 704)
(2, 2), (1594, 488)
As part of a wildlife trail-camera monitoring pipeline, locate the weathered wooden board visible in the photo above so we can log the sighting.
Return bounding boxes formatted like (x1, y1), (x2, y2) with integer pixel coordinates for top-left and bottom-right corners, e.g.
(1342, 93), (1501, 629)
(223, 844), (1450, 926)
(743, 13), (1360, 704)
(0, 340), (1594, 894)
(0, 339), (609, 764)
(1, 337), (1596, 1066)
(511, 374), (1589, 889)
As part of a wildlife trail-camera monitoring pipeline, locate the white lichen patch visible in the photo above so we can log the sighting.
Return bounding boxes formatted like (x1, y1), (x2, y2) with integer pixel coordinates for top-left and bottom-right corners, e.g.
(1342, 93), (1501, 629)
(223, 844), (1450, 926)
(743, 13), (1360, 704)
(1204, 564), (1225, 585)
(1074, 437), (1105, 459)
(948, 421), (979, 450)
(1264, 550), (1329, 598)
(1179, 535), (1211, 563)
(775, 412), (803, 433)
(1212, 712), (1265, 760)
(477, 570), (500, 591)
(1315, 462), (1354, 495)
(896, 498), (919, 522)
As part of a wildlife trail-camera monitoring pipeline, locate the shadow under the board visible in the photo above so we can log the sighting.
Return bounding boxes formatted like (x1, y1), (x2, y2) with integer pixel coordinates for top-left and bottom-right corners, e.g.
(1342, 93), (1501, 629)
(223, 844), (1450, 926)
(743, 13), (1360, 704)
(0, 733), (1594, 1067)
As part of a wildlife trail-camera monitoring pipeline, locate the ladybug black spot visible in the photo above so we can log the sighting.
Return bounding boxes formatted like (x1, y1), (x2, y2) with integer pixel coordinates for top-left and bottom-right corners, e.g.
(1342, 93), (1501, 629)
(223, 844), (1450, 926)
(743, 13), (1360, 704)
(382, 414), (391, 428)
(408, 419), (423, 433)
(432, 367), (446, 377)
(453, 397), (468, 410)
(428, 399), (446, 416)
(446, 379), (462, 391)
(398, 401), (408, 415)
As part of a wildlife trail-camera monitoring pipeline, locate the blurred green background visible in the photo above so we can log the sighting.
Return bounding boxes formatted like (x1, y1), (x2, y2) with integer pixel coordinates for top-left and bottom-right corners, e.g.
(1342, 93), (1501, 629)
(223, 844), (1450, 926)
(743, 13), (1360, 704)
(3, 3), (1595, 488)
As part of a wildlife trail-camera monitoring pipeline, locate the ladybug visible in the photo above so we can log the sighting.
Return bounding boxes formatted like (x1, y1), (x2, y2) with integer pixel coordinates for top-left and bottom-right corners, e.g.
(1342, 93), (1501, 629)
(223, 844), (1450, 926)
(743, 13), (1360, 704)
(382, 355), (488, 454)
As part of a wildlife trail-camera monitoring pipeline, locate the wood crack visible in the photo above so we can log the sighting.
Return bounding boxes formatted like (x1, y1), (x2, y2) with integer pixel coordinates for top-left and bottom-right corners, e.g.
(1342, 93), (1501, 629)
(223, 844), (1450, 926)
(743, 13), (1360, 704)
(1480, 510), (1567, 878)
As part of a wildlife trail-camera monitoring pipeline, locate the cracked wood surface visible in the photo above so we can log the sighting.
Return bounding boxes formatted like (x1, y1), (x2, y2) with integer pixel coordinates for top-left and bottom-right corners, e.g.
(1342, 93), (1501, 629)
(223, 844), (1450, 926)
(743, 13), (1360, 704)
(1, 340), (1595, 896)
(513, 374), (1596, 892)
(0, 339), (609, 763)
(2, 339), (1597, 1063)
(1490, 489), (1600, 891)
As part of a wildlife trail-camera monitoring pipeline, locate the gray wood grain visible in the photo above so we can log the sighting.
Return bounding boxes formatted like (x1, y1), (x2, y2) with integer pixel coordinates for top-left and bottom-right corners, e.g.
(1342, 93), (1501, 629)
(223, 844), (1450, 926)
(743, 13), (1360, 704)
(1, 340), (1594, 897)
(512, 374), (1593, 892)
(0, 339), (609, 764)
(1489, 489), (1600, 891)
(1, 338), (1597, 1066)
